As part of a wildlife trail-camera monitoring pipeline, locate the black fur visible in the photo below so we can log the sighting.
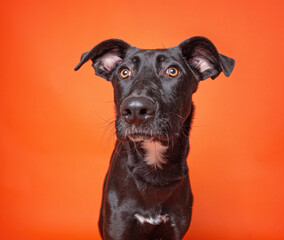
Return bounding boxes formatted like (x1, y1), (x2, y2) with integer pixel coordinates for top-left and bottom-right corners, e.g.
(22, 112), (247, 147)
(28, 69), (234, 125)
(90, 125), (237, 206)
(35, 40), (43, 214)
(75, 36), (234, 240)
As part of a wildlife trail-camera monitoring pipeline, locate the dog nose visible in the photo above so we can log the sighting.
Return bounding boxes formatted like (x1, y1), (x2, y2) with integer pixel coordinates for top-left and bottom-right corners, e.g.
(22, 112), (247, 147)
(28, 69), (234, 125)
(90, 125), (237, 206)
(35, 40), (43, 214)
(120, 97), (155, 124)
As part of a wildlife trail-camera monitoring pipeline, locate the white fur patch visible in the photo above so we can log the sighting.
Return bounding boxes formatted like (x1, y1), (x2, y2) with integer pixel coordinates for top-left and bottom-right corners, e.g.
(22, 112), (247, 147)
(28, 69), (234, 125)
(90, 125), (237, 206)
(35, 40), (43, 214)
(142, 141), (168, 169)
(134, 213), (169, 225)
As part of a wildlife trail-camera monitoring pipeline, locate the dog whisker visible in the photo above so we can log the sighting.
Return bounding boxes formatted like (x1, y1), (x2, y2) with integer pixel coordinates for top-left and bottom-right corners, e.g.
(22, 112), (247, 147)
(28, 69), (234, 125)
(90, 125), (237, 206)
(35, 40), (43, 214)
(168, 112), (184, 120)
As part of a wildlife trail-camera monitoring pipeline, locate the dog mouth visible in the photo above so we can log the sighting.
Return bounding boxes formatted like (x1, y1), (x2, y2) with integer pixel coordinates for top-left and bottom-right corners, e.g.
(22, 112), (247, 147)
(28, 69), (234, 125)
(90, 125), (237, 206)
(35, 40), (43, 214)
(127, 133), (153, 142)
(124, 129), (171, 143)
(116, 117), (178, 143)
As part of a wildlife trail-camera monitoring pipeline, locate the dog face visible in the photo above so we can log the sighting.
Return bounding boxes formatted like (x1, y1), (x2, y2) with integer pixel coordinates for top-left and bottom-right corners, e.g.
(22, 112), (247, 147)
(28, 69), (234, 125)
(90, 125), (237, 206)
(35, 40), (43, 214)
(110, 46), (197, 143)
(75, 37), (234, 143)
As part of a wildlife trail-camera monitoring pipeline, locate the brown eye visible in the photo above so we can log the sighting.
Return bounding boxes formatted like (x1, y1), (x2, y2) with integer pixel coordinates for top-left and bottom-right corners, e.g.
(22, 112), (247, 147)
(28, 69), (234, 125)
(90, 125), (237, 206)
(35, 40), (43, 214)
(166, 67), (178, 77)
(120, 69), (131, 78)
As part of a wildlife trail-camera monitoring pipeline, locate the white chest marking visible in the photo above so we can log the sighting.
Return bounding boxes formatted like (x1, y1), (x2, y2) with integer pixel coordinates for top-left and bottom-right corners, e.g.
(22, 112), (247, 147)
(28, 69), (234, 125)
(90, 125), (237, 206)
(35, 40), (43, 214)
(141, 141), (168, 169)
(134, 213), (169, 225)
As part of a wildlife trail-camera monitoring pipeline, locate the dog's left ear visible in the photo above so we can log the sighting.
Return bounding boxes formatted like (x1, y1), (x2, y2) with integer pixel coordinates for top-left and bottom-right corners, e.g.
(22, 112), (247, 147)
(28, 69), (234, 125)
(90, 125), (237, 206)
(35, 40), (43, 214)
(74, 39), (131, 80)
(178, 36), (235, 80)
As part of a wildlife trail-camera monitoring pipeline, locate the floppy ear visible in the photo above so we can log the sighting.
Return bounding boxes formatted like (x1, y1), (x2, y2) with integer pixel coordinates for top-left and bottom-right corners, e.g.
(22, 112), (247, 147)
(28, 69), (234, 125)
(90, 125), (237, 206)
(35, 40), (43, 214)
(178, 36), (235, 80)
(74, 39), (131, 80)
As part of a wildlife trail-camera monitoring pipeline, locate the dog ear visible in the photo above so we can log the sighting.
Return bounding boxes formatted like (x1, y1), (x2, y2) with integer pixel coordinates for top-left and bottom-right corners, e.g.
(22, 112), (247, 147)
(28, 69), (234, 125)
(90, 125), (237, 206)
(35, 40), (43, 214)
(178, 36), (235, 80)
(74, 39), (131, 80)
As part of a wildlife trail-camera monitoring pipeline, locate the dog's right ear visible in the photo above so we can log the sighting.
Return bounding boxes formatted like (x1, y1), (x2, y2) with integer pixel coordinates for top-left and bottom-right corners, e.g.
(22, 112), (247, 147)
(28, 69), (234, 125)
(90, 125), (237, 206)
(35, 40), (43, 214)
(74, 39), (131, 81)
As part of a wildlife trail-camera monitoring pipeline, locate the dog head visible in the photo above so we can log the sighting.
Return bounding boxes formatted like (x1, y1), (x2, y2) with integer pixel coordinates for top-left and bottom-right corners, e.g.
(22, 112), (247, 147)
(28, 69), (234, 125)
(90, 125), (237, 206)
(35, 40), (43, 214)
(75, 37), (235, 143)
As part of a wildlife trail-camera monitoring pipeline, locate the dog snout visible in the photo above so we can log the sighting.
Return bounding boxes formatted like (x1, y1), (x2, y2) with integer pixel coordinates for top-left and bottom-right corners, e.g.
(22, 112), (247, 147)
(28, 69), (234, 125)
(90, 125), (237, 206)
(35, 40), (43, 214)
(120, 97), (155, 124)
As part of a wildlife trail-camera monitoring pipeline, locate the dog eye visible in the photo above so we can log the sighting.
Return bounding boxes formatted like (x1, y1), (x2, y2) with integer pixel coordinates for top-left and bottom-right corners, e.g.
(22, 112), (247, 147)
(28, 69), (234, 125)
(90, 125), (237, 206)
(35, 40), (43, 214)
(166, 67), (178, 77)
(120, 69), (131, 78)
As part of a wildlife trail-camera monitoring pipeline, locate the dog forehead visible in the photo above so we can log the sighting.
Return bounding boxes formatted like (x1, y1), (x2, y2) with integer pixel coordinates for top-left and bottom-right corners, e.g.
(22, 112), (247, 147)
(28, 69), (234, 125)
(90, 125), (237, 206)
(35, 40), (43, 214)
(126, 47), (180, 61)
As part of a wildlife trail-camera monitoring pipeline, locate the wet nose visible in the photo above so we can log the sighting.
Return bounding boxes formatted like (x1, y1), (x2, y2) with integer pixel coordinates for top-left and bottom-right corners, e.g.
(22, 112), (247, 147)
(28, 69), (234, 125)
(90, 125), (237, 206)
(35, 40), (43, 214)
(120, 97), (155, 124)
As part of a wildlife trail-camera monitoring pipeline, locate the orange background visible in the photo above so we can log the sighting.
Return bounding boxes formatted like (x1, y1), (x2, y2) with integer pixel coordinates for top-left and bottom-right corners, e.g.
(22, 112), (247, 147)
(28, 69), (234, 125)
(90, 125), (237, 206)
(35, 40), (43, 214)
(1, 0), (283, 239)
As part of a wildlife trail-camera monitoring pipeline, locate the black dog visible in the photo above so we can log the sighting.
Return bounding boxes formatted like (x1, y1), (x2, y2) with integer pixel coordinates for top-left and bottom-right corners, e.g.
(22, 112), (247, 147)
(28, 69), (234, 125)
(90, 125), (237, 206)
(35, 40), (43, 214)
(75, 36), (234, 240)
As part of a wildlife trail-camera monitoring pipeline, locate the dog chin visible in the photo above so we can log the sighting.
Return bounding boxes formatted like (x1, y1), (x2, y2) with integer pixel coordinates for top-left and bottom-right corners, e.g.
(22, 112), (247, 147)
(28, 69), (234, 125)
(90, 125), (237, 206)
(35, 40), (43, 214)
(128, 134), (153, 142)
(127, 134), (172, 144)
